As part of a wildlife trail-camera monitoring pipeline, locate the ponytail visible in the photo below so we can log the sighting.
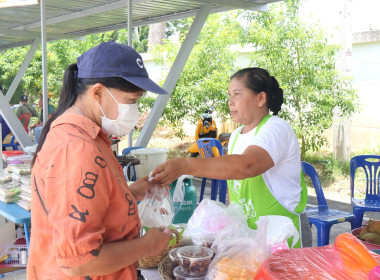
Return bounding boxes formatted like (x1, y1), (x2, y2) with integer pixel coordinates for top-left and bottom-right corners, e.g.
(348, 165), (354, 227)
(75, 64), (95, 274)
(32, 64), (79, 166)
(230, 67), (283, 115)
(268, 76), (283, 115)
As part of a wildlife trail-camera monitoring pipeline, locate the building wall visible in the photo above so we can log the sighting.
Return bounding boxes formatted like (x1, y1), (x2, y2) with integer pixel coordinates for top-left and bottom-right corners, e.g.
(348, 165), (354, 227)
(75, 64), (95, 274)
(350, 40), (380, 152)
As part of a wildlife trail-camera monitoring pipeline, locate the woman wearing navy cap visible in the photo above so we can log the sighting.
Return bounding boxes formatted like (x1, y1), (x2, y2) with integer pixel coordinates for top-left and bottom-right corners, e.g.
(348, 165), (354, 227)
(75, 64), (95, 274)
(28, 42), (171, 280)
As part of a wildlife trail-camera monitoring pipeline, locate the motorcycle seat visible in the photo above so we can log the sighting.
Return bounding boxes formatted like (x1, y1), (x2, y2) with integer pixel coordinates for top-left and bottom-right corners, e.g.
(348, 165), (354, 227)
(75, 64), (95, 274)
(218, 133), (231, 142)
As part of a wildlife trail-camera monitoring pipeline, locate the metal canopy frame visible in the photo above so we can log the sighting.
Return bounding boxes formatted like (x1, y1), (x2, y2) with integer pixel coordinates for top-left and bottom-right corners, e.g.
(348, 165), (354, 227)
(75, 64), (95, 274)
(0, 0), (280, 149)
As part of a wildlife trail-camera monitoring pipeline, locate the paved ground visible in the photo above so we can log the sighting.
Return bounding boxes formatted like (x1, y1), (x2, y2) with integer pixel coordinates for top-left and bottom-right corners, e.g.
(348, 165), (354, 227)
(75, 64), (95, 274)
(3, 176), (379, 279)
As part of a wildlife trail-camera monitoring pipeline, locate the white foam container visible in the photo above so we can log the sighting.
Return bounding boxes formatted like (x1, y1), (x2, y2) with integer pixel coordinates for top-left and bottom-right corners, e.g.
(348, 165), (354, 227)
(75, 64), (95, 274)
(130, 147), (169, 178)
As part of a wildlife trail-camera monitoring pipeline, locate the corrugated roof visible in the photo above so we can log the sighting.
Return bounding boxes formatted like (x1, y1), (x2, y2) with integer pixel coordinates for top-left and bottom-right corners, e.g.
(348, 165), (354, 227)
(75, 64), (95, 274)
(0, 0), (281, 50)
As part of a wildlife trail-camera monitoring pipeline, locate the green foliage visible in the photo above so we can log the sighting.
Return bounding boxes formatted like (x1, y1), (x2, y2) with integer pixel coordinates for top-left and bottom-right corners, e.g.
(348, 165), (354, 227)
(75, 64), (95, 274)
(147, 13), (241, 135)
(304, 151), (350, 184)
(240, 0), (360, 158)
(0, 27), (149, 107)
(0, 47), (29, 103)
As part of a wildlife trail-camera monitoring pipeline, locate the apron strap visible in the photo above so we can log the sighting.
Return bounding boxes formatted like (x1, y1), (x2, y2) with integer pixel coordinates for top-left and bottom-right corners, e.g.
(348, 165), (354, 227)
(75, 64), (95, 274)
(230, 114), (271, 154)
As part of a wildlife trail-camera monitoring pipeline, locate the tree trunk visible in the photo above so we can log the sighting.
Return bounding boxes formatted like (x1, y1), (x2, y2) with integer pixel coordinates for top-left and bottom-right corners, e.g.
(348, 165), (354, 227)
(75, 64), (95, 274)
(148, 22), (166, 50)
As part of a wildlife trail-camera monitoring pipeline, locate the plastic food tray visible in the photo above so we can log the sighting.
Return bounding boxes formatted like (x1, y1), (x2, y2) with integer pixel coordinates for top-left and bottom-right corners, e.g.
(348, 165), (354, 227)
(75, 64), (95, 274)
(10, 165), (31, 176)
(0, 175), (12, 184)
(0, 184), (21, 198)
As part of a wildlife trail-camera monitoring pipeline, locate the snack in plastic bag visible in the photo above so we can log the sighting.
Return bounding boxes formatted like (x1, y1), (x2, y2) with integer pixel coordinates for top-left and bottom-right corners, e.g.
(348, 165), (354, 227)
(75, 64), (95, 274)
(138, 185), (174, 228)
(206, 218), (269, 280)
(183, 199), (247, 245)
(0, 194), (20, 204)
(0, 183), (22, 198)
(8, 164), (31, 175)
(0, 174), (12, 184)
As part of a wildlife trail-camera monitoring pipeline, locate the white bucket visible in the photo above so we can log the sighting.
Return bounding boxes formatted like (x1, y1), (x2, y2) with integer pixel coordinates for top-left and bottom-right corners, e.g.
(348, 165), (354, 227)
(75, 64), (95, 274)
(131, 147), (169, 178)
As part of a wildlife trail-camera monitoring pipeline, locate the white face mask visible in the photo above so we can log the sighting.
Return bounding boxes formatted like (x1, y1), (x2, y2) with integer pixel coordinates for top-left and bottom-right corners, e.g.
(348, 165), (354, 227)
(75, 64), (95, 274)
(97, 87), (139, 136)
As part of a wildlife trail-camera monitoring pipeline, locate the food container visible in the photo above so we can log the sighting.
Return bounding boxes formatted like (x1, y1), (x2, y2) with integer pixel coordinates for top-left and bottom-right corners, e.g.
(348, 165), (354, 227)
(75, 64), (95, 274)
(20, 185), (31, 195)
(2, 151), (23, 161)
(16, 200), (31, 211)
(177, 246), (213, 277)
(200, 235), (215, 249)
(169, 247), (181, 271)
(11, 173), (31, 186)
(7, 154), (33, 164)
(10, 164), (31, 176)
(0, 174), (12, 184)
(0, 194), (20, 203)
(173, 266), (205, 280)
(0, 183), (22, 198)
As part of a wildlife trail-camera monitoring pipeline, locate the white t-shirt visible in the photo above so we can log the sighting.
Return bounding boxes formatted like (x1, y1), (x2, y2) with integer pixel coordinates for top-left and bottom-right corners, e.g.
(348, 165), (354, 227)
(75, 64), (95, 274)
(228, 116), (302, 212)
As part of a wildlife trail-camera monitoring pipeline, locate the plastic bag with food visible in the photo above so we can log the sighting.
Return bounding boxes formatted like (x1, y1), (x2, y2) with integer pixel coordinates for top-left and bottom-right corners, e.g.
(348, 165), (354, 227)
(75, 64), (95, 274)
(206, 218), (270, 280)
(183, 198), (247, 245)
(138, 185), (174, 228)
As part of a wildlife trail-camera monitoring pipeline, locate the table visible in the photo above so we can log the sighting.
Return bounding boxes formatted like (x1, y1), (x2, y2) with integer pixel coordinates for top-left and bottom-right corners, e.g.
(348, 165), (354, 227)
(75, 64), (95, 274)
(0, 202), (31, 249)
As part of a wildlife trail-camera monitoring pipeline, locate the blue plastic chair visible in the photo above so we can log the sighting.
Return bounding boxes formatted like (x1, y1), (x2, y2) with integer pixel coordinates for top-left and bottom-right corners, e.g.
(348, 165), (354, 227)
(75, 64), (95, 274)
(350, 155), (380, 228)
(122, 146), (144, 181)
(197, 138), (227, 204)
(302, 161), (356, 246)
(1, 115), (18, 150)
(2, 134), (18, 150)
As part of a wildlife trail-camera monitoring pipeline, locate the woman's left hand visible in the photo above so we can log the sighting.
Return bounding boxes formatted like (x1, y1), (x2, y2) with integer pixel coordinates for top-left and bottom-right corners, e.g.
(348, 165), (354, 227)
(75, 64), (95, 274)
(128, 177), (154, 201)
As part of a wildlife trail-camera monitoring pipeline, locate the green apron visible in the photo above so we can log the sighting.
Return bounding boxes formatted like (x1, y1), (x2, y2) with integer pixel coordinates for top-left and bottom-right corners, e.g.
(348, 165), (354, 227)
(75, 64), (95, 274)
(227, 115), (307, 248)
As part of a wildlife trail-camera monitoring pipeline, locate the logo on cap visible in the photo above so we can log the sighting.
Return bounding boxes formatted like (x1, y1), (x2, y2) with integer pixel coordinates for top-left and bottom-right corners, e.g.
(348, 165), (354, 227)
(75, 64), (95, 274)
(136, 58), (144, 69)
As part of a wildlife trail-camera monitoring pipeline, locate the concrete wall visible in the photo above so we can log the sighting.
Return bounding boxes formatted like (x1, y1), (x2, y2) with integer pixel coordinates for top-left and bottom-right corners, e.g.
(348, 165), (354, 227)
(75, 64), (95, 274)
(350, 35), (380, 152)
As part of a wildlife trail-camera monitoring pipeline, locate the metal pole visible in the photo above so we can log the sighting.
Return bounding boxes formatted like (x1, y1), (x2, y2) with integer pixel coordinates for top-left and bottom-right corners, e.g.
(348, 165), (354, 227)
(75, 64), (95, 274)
(5, 39), (40, 103)
(40, 0), (48, 124)
(136, 4), (212, 147)
(128, 0), (133, 148)
(128, 0), (132, 47)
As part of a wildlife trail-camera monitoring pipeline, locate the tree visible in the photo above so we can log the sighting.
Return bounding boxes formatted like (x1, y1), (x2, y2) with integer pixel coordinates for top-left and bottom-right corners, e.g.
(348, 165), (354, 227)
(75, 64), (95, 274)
(241, 0), (360, 158)
(148, 22), (166, 50)
(0, 27), (150, 106)
(146, 13), (242, 136)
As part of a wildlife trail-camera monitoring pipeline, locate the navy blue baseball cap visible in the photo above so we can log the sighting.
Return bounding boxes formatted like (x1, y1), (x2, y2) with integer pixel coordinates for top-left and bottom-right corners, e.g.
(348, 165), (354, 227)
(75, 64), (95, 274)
(20, 95), (28, 102)
(77, 42), (167, 95)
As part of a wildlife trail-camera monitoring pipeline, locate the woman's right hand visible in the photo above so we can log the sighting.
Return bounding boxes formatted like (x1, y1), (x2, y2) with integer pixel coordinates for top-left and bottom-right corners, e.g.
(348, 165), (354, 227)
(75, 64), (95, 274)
(141, 227), (173, 258)
(151, 158), (186, 187)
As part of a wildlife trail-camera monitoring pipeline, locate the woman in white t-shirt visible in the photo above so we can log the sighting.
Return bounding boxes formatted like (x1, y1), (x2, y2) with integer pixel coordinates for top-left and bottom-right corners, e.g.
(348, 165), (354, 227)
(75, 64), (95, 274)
(152, 67), (312, 248)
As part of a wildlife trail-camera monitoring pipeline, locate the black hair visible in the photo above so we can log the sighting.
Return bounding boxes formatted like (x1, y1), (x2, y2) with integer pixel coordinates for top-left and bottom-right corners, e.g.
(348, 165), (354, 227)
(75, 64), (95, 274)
(31, 63), (142, 166)
(230, 67), (283, 115)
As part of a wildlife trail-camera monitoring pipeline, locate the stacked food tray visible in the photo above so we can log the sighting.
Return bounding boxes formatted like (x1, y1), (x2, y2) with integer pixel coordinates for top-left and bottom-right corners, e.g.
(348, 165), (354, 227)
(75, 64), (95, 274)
(0, 163), (31, 211)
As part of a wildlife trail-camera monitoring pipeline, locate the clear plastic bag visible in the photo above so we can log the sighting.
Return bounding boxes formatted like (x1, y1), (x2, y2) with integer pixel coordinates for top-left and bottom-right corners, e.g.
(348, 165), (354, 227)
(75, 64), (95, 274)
(0, 183), (21, 198)
(206, 218), (270, 280)
(258, 215), (300, 250)
(138, 185), (174, 228)
(183, 198), (247, 245)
